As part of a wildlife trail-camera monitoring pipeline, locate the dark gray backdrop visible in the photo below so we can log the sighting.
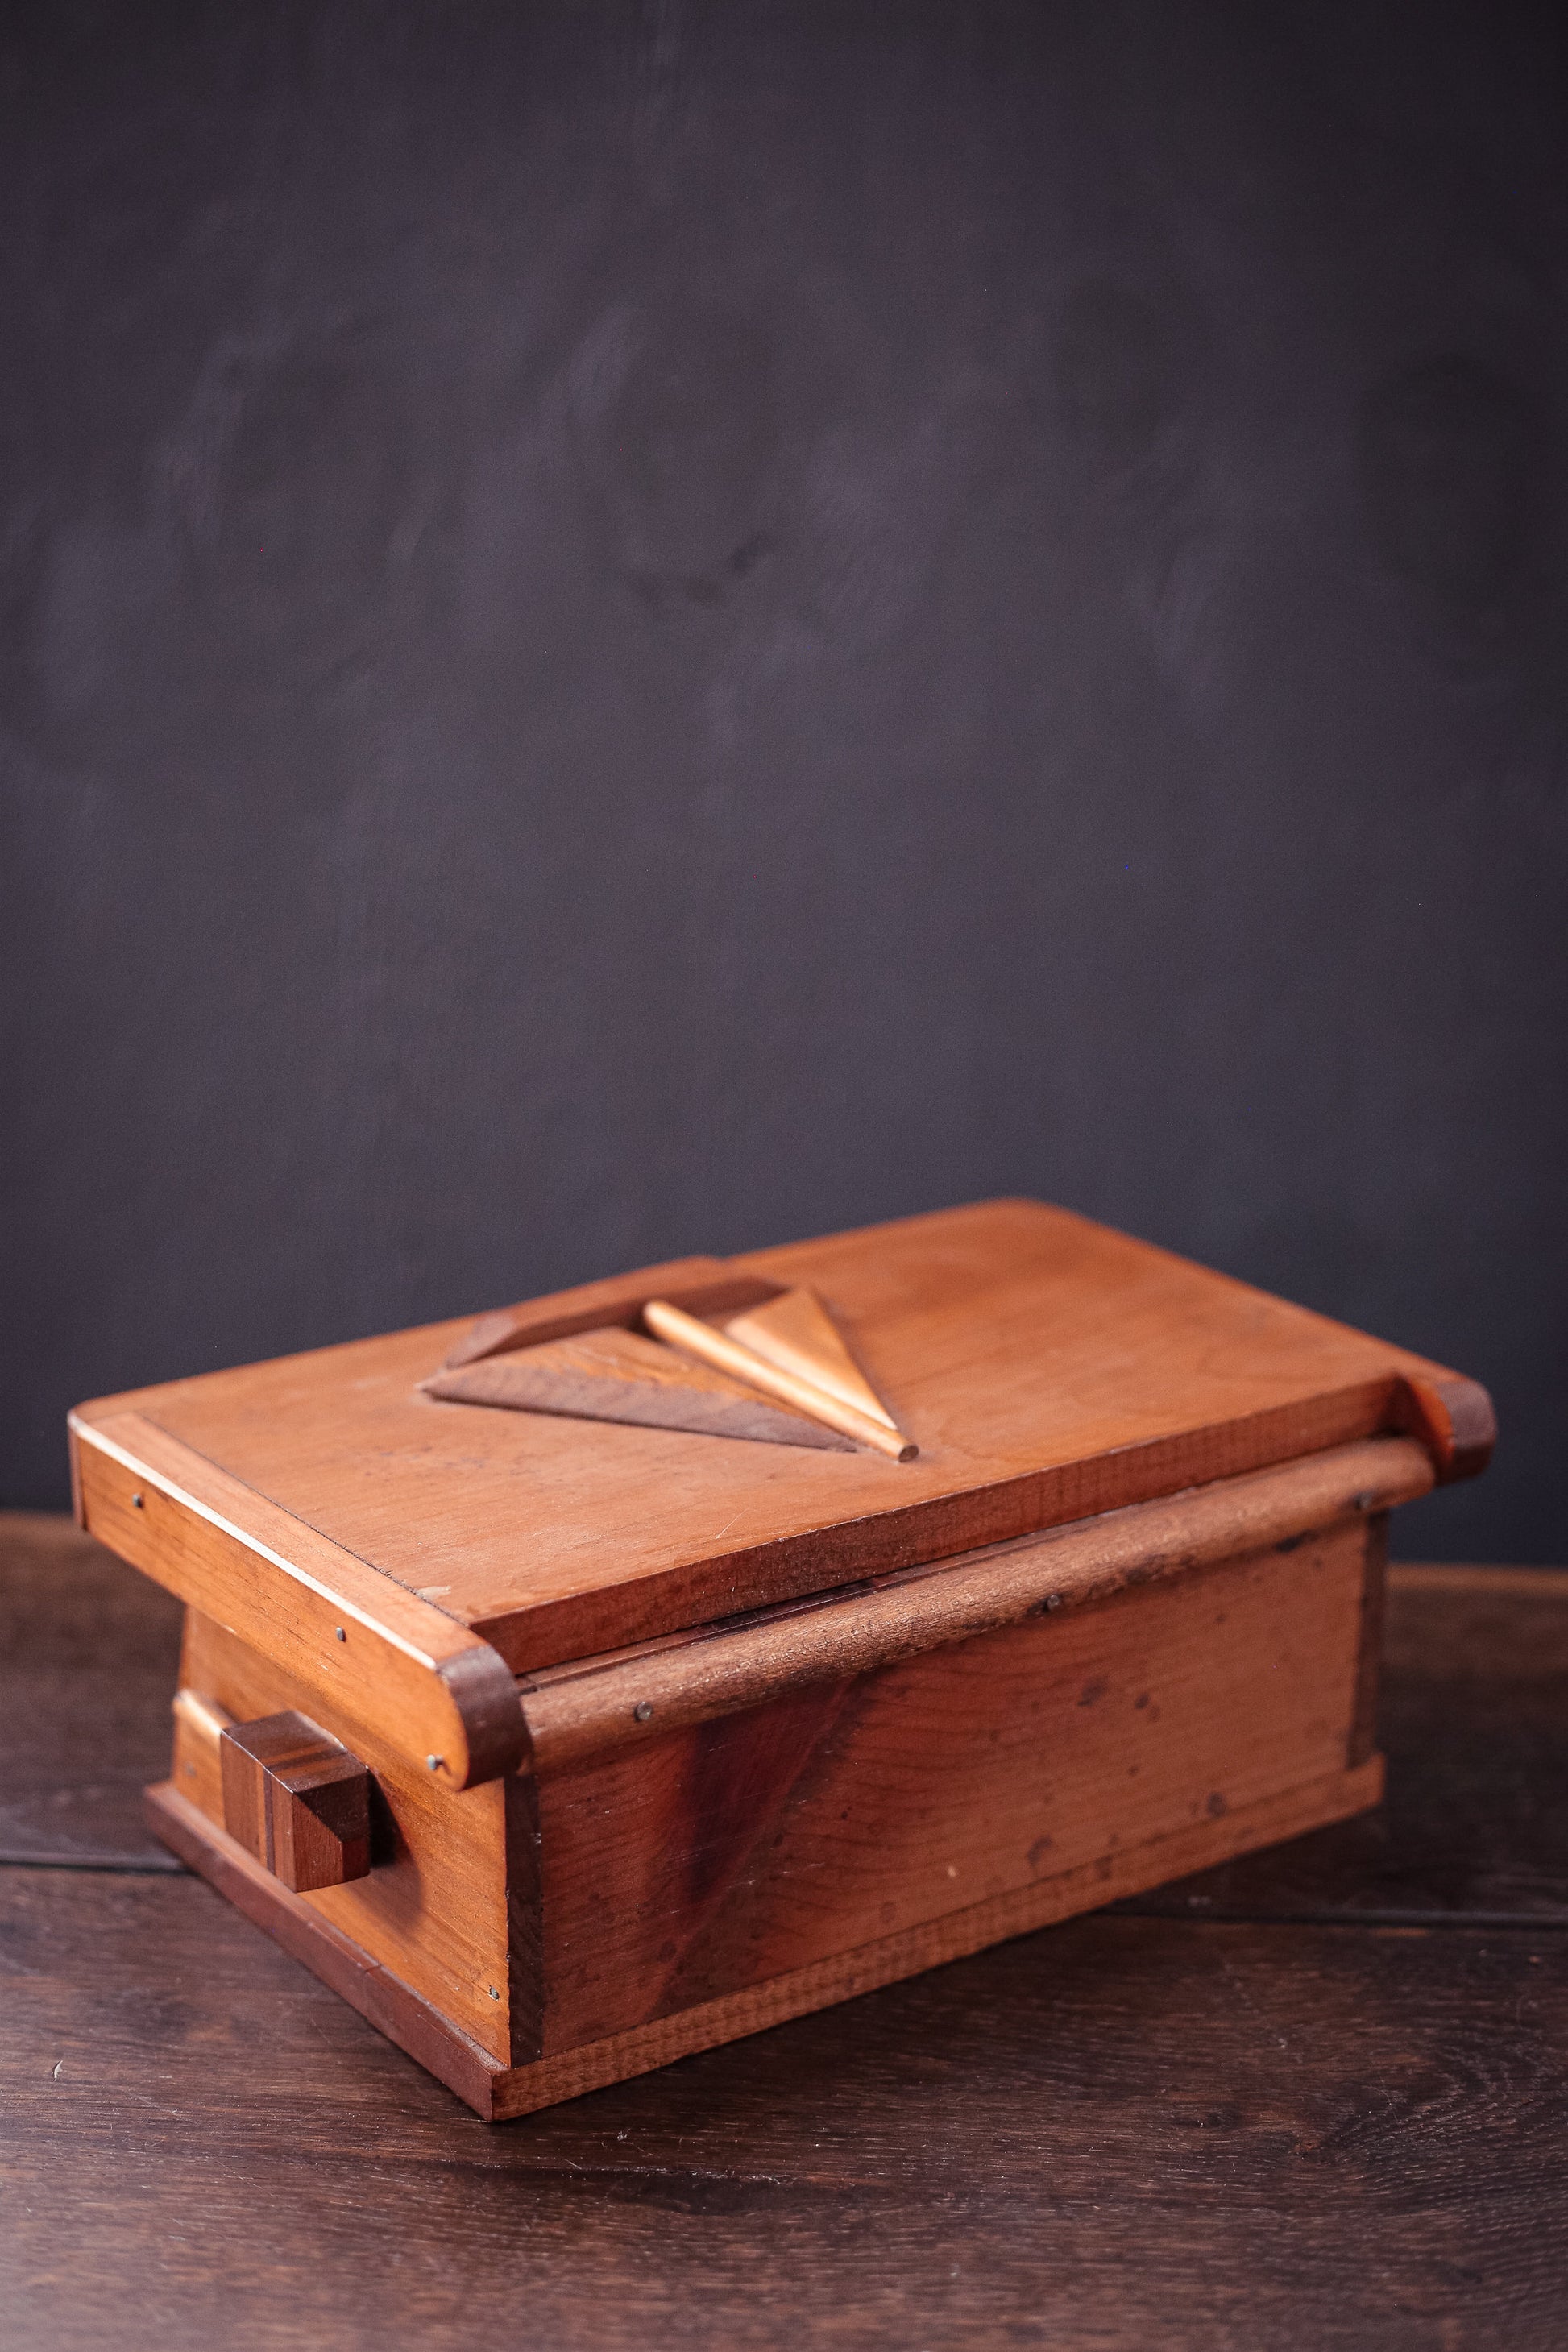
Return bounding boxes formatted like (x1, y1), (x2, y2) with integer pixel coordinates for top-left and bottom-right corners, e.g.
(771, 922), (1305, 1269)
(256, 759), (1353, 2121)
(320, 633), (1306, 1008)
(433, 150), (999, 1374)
(3, 2), (1564, 1558)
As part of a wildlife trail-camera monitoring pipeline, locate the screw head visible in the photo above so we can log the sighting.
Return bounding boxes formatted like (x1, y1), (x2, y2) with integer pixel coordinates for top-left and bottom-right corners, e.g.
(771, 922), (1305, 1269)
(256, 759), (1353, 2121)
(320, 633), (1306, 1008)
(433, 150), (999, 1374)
(633, 1700), (654, 1724)
(334, 1626), (347, 1642)
(426, 1754), (443, 1772)
(487, 1986), (500, 2001)
(131, 1493), (144, 1509)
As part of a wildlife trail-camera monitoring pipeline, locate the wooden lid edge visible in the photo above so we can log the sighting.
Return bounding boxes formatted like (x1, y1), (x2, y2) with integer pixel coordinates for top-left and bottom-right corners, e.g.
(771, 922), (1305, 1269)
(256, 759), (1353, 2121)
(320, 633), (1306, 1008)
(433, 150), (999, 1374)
(68, 1408), (525, 1787)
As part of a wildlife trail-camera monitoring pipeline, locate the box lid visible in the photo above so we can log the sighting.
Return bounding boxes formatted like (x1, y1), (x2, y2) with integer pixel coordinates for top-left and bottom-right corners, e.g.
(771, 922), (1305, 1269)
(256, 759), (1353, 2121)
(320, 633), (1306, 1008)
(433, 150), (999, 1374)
(73, 1199), (1491, 1697)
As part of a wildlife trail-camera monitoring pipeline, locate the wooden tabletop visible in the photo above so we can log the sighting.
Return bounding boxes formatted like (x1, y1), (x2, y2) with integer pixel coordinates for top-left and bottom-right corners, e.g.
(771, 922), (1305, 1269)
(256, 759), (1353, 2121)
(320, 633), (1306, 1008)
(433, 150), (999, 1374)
(3, 1512), (1565, 2350)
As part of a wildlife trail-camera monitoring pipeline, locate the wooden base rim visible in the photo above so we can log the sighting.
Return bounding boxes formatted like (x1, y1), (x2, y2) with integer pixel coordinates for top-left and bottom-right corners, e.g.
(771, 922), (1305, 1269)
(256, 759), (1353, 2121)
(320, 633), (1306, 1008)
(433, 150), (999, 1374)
(146, 1781), (504, 2113)
(147, 1759), (1383, 2124)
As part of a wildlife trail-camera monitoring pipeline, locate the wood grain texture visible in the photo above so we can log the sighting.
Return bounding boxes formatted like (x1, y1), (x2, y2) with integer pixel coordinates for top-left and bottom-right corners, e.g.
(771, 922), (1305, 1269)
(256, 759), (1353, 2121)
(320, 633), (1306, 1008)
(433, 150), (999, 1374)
(176, 1609), (516, 2063)
(3, 1524), (1566, 2348)
(17, 1551), (1534, 1935)
(71, 1200), (1495, 1672)
(143, 1781), (504, 2110)
(6, 1870), (1564, 2351)
(516, 1436), (1431, 1769)
(68, 1409), (525, 1786)
(122, 1454), (1393, 2117)
(527, 1519), (1379, 2059)
(424, 1323), (854, 1450)
(170, 1686), (231, 1825)
(147, 1756), (1381, 2123)
(644, 1296), (917, 1458)
(1127, 1564), (1568, 1928)
(155, 1493), (1389, 2105)
(1396, 1371), (1500, 1482)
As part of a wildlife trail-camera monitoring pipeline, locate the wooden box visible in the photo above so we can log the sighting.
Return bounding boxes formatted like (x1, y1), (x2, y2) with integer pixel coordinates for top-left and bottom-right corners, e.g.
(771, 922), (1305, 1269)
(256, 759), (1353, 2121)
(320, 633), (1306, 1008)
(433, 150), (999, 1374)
(70, 1199), (1493, 2121)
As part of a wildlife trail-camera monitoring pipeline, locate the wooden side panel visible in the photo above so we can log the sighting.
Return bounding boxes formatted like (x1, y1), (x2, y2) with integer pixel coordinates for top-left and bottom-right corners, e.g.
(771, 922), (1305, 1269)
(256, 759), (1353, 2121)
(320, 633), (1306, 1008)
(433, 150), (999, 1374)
(1349, 1510), (1388, 1769)
(176, 1612), (514, 2064)
(533, 1521), (1371, 2054)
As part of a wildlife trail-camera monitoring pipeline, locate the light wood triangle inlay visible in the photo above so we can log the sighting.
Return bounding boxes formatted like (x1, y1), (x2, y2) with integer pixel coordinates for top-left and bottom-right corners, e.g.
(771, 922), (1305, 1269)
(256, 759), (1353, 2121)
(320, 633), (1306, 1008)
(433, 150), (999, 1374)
(723, 1288), (897, 1431)
(421, 1325), (854, 1452)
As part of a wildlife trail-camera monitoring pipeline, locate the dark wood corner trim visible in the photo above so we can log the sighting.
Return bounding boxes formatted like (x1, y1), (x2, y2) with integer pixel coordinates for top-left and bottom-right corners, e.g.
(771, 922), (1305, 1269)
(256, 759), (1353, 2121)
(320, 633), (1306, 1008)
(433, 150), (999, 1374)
(436, 1645), (529, 1782)
(504, 1773), (545, 2067)
(1396, 1374), (1497, 1483)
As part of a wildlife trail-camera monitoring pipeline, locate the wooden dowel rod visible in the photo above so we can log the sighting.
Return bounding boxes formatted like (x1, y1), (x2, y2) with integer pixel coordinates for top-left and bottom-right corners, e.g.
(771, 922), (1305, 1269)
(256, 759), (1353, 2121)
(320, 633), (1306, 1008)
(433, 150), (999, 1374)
(172, 1686), (234, 1752)
(515, 1436), (1434, 1773)
(643, 1298), (918, 1462)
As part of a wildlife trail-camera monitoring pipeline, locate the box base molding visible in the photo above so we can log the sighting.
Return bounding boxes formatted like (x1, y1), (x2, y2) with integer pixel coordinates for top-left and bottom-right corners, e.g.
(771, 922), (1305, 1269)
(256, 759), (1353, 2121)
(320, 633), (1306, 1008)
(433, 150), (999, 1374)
(147, 1758), (1383, 2123)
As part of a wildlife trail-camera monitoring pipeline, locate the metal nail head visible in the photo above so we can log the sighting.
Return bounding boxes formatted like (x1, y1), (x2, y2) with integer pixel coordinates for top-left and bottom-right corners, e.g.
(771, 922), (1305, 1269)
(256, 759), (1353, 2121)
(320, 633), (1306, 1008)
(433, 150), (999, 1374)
(633, 1701), (654, 1724)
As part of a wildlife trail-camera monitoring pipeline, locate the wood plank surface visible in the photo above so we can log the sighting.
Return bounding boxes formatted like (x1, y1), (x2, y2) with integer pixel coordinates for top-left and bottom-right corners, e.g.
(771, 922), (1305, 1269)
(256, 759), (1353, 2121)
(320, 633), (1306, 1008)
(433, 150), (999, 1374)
(6, 1520), (1565, 1921)
(529, 1523), (1377, 2053)
(0, 1512), (184, 1870)
(4, 1872), (1564, 2350)
(69, 1199), (1492, 1669)
(2, 1516), (1564, 2349)
(515, 1437), (1429, 1769)
(1126, 1565), (1568, 1928)
(70, 1411), (526, 1785)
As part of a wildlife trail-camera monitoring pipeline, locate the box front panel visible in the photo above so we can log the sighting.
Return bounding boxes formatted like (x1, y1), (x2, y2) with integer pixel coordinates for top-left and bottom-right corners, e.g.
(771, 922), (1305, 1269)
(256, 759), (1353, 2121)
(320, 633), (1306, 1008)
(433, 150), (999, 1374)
(530, 1520), (1372, 2053)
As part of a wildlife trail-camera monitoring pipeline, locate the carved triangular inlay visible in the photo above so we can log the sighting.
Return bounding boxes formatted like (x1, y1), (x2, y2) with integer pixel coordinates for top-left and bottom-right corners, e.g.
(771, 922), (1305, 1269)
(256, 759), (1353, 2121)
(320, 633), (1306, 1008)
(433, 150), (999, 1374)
(421, 1321), (855, 1450)
(721, 1288), (897, 1431)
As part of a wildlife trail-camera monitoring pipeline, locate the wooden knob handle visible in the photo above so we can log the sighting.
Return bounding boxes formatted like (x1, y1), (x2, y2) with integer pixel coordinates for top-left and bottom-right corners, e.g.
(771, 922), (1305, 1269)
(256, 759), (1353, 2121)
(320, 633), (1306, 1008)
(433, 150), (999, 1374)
(219, 1710), (372, 1893)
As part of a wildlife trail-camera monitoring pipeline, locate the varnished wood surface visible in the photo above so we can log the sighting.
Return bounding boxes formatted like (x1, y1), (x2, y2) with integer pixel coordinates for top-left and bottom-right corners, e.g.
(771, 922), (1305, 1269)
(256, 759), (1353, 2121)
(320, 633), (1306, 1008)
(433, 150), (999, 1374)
(2, 1515), (1565, 2348)
(525, 1522), (1380, 2060)
(156, 1467), (1400, 2108)
(515, 1437), (1429, 1769)
(218, 1711), (372, 1893)
(176, 1607), (517, 2062)
(69, 1410), (526, 1785)
(70, 1199), (1493, 1670)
